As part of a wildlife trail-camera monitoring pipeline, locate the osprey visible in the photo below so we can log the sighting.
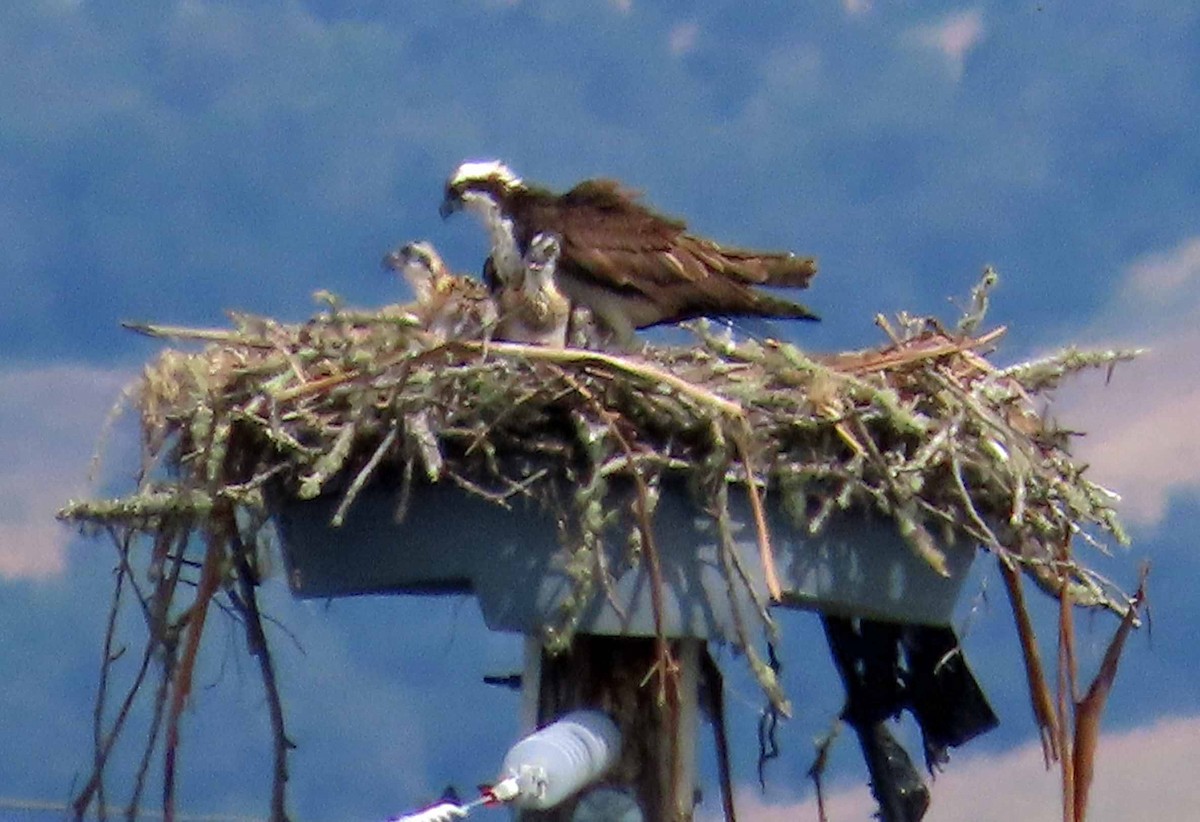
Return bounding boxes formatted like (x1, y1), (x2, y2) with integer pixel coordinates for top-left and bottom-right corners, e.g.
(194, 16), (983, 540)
(382, 241), (497, 343)
(440, 160), (819, 342)
(495, 232), (571, 347)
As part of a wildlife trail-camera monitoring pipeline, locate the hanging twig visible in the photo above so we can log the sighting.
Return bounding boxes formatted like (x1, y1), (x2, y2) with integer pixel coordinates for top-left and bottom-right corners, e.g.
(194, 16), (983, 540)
(1071, 565), (1147, 822)
(557, 370), (684, 814)
(227, 521), (294, 822)
(71, 530), (186, 822)
(712, 480), (790, 718)
(163, 532), (225, 821)
(562, 372), (678, 697)
(126, 655), (170, 822)
(1057, 569), (1078, 822)
(729, 423), (781, 602)
(808, 721), (842, 822)
(91, 542), (128, 821)
(999, 554), (1060, 767)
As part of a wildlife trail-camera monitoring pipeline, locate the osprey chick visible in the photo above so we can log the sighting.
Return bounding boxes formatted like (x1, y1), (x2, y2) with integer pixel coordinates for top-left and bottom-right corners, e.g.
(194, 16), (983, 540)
(382, 241), (497, 343)
(441, 160), (819, 343)
(496, 232), (571, 347)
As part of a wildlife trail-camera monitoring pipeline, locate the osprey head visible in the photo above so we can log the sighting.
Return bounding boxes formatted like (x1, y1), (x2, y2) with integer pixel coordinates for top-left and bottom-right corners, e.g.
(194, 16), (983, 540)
(383, 240), (446, 301)
(522, 233), (563, 304)
(525, 232), (561, 274)
(440, 160), (524, 219)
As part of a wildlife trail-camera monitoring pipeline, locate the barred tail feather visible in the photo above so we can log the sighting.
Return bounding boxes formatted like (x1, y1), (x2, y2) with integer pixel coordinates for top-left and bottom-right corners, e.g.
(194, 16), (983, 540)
(759, 253), (818, 288)
(707, 242), (819, 288)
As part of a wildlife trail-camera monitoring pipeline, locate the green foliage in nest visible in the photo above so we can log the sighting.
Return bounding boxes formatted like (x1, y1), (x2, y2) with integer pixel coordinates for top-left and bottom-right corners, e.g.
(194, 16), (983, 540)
(64, 292), (1138, 614)
(57, 273), (1144, 822)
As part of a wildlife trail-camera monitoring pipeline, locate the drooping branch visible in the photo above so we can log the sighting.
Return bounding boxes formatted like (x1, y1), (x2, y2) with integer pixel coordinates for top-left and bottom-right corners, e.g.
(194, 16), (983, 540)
(226, 520), (294, 822)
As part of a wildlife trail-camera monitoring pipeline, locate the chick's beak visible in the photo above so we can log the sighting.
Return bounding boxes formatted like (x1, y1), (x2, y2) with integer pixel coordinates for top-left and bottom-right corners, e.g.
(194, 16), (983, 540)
(382, 244), (412, 272)
(439, 194), (460, 220)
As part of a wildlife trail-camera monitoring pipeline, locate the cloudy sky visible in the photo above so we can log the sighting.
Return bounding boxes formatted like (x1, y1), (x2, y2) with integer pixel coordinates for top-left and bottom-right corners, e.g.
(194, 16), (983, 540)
(2, 0), (1199, 819)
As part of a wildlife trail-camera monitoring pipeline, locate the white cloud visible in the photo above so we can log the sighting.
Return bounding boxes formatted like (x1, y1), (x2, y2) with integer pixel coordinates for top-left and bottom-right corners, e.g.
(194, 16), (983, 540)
(1060, 357), (1200, 526)
(1124, 235), (1200, 309)
(0, 365), (131, 579)
(842, 0), (873, 17)
(609, 0), (633, 14)
(706, 715), (1200, 822)
(907, 9), (985, 79)
(1054, 235), (1200, 527)
(667, 20), (700, 57)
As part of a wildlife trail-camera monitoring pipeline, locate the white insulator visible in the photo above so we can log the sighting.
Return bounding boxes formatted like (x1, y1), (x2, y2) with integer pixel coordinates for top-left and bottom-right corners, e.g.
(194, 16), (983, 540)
(389, 801), (467, 822)
(500, 710), (621, 810)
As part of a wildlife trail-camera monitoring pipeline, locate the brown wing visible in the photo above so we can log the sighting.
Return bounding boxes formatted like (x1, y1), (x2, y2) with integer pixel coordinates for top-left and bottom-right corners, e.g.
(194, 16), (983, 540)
(512, 181), (701, 291)
(690, 240), (818, 288)
(508, 179), (819, 330)
(513, 181), (815, 294)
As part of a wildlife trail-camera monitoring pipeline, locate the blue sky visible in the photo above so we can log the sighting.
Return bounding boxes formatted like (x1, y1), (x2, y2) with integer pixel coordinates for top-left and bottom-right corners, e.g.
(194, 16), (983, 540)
(2, 1), (1199, 819)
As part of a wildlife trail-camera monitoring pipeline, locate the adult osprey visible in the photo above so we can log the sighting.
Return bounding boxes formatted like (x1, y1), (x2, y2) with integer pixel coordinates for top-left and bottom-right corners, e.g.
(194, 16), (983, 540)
(496, 233), (572, 347)
(440, 160), (820, 342)
(382, 240), (497, 343)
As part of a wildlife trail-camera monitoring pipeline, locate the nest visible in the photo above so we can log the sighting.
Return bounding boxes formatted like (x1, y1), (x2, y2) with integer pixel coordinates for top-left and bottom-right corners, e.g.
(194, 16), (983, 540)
(59, 277), (1144, 821)
(66, 291), (1137, 613)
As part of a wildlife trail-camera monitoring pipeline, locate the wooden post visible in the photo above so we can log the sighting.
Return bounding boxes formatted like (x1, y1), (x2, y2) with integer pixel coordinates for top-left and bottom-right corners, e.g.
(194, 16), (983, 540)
(274, 483), (982, 820)
(519, 635), (701, 822)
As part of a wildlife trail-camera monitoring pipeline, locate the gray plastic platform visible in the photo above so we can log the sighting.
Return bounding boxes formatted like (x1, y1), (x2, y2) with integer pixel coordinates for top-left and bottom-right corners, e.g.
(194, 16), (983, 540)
(274, 480), (976, 639)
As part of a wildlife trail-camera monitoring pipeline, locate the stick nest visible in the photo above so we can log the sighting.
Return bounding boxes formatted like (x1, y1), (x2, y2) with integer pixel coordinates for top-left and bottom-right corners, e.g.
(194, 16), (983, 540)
(58, 278), (1144, 820)
(63, 293), (1139, 617)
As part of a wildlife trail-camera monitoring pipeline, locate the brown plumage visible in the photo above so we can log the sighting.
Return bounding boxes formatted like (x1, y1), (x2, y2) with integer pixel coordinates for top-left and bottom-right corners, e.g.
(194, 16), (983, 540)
(495, 233), (571, 347)
(441, 160), (819, 342)
(382, 241), (498, 343)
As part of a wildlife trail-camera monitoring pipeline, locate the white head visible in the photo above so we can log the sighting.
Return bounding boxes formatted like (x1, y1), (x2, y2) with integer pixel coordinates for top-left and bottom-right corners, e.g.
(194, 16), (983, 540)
(441, 160), (525, 218)
(449, 160), (522, 190)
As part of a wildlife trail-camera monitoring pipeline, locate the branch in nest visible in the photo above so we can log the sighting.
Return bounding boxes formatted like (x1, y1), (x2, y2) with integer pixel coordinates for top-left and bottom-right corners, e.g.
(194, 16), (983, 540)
(122, 320), (276, 348)
(711, 479), (790, 718)
(468, 340), (746, 420)
(1000, 347), (1145, 392)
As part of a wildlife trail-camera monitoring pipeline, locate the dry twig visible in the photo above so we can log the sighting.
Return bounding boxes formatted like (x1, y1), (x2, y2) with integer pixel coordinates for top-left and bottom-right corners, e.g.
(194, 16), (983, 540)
(61, 290), (1141, 817)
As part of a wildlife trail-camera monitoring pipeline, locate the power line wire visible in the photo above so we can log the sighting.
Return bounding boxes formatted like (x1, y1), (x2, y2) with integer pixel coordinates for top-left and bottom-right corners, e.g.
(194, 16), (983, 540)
(0, 796), (266, 822)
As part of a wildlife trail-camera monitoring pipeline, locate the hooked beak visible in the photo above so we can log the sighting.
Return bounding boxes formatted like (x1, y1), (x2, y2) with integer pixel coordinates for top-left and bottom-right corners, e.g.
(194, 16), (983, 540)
(382, 243), (412, 272)
(438, 194), (461, 220)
